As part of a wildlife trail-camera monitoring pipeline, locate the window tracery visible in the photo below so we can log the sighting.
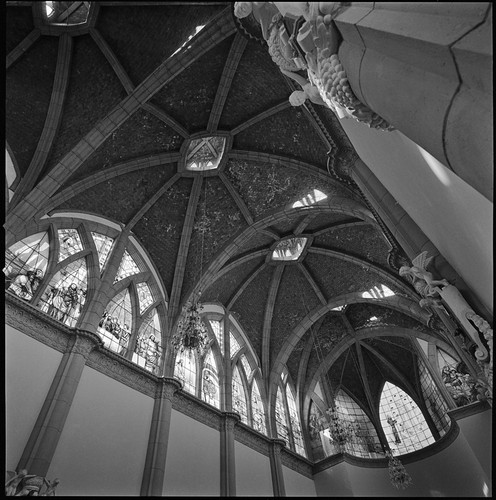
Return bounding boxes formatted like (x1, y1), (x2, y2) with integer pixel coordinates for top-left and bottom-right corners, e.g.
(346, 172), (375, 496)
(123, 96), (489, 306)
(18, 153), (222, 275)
(251, 379), (267, 434)
(209, 319), (223, 354)
(275, 386), (291, 445)
(202, 348), (220, 408)
(98, 289), (132, 354)
(286, 385), (306, 457)
(133, 309), (163, 375)
(114, 250), (141, 283)
(136, 282), (154, 314)
(272, 237), (307, 261)
(91, 232), (114, 273)
(185, 136), (226, 171)
(174, 349), (197, 395)
(379, 381), (435, 455)
(232, 364), (248, 423)
(57, 228), (83, 262)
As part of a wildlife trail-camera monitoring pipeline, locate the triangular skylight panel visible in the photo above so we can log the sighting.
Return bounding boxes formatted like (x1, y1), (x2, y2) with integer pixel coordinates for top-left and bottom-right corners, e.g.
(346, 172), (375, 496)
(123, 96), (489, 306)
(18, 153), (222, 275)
(186, 136), (226, 171)
(91, 232), (114, 273)
(272, 237), (307, 261)
(136, 282), (154, 314)
(58, 228), (83, 262)
(114, 251), (141, 283)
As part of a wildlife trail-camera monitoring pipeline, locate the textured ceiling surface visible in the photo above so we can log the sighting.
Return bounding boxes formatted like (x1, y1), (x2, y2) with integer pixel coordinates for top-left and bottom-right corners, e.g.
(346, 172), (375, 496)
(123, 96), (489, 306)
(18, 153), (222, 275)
(6, 2), (441, 417)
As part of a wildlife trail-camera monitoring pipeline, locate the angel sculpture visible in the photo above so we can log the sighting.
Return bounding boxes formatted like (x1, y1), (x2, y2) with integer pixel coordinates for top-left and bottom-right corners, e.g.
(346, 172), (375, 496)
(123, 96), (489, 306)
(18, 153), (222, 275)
(399, 251), (449, 300)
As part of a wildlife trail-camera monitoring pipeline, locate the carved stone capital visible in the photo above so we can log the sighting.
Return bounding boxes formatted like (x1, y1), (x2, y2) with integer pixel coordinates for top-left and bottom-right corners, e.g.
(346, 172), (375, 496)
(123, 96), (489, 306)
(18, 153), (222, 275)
(71, 330), (103, 357)
(157, 377), (183, 400)
(270, 438), (287, 456)
(223, 411), (241, 431)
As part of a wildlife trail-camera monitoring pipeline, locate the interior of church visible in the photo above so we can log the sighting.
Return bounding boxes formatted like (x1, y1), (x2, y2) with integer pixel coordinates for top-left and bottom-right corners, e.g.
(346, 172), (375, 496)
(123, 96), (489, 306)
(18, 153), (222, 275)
(5, 2), (493, 496)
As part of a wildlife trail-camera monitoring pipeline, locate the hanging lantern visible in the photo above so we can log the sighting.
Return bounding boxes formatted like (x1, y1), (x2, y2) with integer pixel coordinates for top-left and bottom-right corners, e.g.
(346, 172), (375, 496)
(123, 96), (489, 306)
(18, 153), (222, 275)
(386, 450), (413, 489)
(326, 405), (354, 447)
(171, 300), (208, 355)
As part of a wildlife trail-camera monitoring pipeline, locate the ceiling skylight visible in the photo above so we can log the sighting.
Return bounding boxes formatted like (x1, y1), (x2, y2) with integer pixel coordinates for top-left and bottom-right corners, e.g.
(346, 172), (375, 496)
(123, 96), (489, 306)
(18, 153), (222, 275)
(361, 284), (395, 299)
(185, 136), (226, 171)
(272, 237), (307, 261)
(292, 189), (327, 208)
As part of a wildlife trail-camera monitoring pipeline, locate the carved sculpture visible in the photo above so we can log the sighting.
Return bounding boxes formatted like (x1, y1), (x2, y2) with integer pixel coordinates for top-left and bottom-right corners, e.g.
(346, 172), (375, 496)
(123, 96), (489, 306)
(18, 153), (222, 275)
(5, 471), (59, 496)
(234, 2), (394, 129)
(399, 251), (493, 404)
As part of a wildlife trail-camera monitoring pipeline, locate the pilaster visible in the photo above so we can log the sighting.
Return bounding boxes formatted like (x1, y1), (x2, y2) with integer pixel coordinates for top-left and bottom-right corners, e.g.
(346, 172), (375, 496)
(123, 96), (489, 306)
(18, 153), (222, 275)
(140, 377), (182, 496)
(16, 331), (100, 476)
(269, 438), (287, 497)
(220, 411), (240, 496)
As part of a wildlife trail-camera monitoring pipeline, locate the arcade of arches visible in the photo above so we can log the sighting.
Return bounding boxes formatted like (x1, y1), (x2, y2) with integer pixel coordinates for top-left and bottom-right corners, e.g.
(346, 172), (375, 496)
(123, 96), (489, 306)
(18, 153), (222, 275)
(5, 2), (492, 497)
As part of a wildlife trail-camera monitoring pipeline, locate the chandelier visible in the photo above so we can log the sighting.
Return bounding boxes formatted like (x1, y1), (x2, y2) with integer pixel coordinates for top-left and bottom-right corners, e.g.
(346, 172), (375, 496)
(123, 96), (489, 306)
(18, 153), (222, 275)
(171, 299), (208, 355)
(326, 404), (354, 448)
(386, 449), (413, 489)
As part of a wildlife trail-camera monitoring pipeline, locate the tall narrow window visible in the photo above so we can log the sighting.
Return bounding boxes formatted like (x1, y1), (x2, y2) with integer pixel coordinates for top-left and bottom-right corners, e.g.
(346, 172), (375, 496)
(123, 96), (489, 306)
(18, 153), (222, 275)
(232, 365), (248, 423)
(174, 349), (197, 395)
(251, 379), (266, 435)
(275, 386), (290, 444)
(114, 250), (141, 283)
(308, 401), (329, 460)
(5, 232), (49, 301)
(134, 309), (162, 374)
(97, 289), (132, 354)
(202, 349), (220, 408)
(209, 319), (223, 354)
(379, 381), (434, 455)
(136, 282), (154, 314)
(230, 331), (241, 358)
(38, 258), (88, 327)
(91, 232), (114, 273)
(286, 386), (306, 457)
(240, 354), (251, 379)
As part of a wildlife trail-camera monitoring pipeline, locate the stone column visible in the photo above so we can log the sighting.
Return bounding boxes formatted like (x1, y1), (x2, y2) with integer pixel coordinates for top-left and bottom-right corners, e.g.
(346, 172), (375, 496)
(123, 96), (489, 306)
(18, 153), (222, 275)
(220, 411), (240, 496)
(333, 2), (492, 201)
(140, 377), (182, 496)
(269, 438), (286, 497)
(16, 331), (101, 476)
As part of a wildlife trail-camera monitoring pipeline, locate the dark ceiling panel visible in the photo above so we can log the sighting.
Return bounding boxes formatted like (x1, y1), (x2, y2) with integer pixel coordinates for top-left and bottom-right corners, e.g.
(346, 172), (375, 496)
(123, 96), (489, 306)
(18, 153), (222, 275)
(6, 6), (35, 56)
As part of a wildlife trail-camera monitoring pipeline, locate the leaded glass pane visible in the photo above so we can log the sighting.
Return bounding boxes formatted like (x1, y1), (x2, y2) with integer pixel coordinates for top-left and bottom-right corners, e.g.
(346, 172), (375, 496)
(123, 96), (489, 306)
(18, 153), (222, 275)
(134, 309), (162, 374)
(174, 349), (197, 395)
(308, 401), (329, 460)
(240, 354), (251, 379)
(271, 237), (307, 261)
(97, 289), (132, 354)
(136, 282), (154, 314)
(5, 232), (49, 301)
(186, 136), (226, 171)
(202, 349), (220, 408)
(57, 228), (83, 262)
(418, 358), (451, 436)
(39, 258), (88, 327)
(334, 391), (382, 458)
(275, 386), (290, 445)
(114, 250), (140, 283)
(230, 331), (241, 358)
(91, 232), (114, 272)
(251, 380), (266, 435)
(286, 386), (306, 457)
(232, 365), (248, 423)
(209, 319), (223, 353)
(379, 381), (435, 455)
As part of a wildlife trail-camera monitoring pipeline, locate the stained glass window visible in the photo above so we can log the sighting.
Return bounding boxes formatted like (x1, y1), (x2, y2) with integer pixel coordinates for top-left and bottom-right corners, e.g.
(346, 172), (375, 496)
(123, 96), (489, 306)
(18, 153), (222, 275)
(114, 250), (141, 283)
(292, 189), (327, 208)
(174, 349), (197, 395)
(209, 319), (223, 353)
(136, 282), (154, 314)
(251, 379), (266, 435)
(44, 1), (91, 25)
(185, 136), (226, 171)
(334, 390), (382, 458)
(240, 354), (251, 379)
(97, 289), (132, 354)
(38, 258), (88, 327)
(309, 401), (330, 460)
(230, 331), (241, 358)
(5, 232), (49, 301)
(91, 232), (114, 272)
(286, 386), (306, 457)
(232, 365), (248, 423)
(134, 309), (162, 374)
(272, 237), (307, 261)
(379, 381), (435, 455)
(57, 228), (83, 262)
(202, 349), (220, 408)
(275, 386), (290, 445)
(418, 358), (451, 436)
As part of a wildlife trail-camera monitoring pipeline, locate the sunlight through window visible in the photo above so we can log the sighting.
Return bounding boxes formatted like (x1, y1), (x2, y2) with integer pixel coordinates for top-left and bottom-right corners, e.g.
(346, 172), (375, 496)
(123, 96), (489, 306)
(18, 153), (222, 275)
(292, 189), (327, 208)
(361, 284), (395, 299)
(272, 237), (307, 261)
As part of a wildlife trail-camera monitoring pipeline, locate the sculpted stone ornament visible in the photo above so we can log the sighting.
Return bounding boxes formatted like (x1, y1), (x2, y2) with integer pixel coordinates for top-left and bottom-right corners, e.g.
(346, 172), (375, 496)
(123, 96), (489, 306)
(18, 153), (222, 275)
(234, 2), (393, 129)
(5, 471), (59, 496)
(400, 251), (493, 403)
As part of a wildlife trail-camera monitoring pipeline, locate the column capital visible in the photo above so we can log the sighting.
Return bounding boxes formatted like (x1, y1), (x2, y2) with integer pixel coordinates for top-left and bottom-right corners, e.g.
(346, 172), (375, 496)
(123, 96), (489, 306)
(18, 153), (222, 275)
(156, 377), (183, 400)
(223, 411), (241, 431)
(71, 330), (102, 358)
(270, 438), (287, 454)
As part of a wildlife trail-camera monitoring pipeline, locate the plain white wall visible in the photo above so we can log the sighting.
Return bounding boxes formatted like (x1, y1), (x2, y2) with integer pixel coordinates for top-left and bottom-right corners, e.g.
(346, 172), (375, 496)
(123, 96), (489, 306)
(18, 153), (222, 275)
(235, 441), (273, 496)
(47, 365), (154, 496)
(6, 324), (63, 471)
(164, 409), (221, 496)
(283, 464), (317, 496)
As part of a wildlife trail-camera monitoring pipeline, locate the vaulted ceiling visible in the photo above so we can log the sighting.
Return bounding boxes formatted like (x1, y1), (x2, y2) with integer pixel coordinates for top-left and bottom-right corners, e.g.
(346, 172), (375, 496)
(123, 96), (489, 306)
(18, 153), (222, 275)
(6, 2), (452, 420)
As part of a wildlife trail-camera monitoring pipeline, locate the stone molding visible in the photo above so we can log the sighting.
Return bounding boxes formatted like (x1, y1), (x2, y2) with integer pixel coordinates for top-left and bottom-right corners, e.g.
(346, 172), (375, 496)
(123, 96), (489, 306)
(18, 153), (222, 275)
(280, 447), (313, 478)
(69, 331), (101, 358)
(234, 423), (271, 457)
(157, 377), (183, 400)
(223, 411), (241, 432)
(172, 390), (223, 431)
(448, 400), (491, 421)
